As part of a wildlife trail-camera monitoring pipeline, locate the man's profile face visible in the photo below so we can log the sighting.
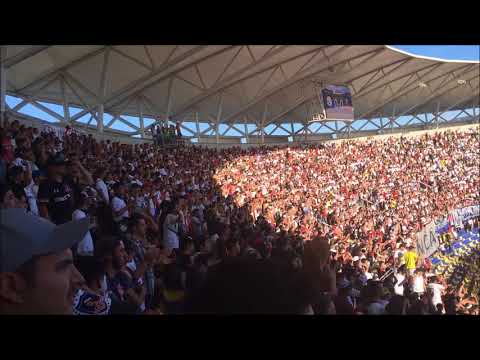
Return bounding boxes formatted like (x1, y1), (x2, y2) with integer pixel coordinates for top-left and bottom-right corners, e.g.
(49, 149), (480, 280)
(19, 249), (84, 315)
(113, 241), (127, 269)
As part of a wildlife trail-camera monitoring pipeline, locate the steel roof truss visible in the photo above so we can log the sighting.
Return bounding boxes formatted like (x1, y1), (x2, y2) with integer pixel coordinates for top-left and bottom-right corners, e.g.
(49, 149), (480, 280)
(358, 64), (476, 119)
(356, 58), (412, 95)
(63, 75), (99, 123)
(17, 46), (108, 94)
(4, 46), (50, 69)
(169, 45), (316, 120)
(110, 47), (153, 72)
(356, 62), (446, 100)
(16, 95), (66, 123)
(393, 80), (479, 120)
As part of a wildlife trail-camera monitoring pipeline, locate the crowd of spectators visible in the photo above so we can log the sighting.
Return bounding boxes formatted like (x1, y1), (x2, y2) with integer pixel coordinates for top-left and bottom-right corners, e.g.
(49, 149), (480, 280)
(0, 114), (478, 315)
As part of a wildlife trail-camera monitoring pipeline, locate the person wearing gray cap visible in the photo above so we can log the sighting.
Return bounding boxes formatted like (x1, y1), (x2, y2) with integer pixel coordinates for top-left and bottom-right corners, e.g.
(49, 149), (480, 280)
(0, 208), (90, 314)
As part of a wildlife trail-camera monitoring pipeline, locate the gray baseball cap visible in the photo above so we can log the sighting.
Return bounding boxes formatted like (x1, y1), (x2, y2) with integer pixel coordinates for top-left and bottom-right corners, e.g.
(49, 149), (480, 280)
(0, 208), (90, 272)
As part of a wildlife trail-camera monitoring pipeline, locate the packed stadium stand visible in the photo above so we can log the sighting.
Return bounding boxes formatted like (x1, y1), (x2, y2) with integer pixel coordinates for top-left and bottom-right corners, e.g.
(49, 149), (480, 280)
(0, 45), (479, 315)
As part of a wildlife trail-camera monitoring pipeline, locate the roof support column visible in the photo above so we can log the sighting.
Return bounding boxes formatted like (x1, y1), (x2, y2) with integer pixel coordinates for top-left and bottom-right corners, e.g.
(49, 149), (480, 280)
(60, 76), (70, 123)
(195, 111), (200, 142)
(244, 116), (249, 144)
(98, 104), (104, 133)
(0, 46), (7, 124)
(98, 48), (110, 133)
(390, 106), (396, 134)
(435, 101), (440, 129)
(261, 102), (268, 145)
(215, 93), (223, 148)
(139, 98), (145, 138)
(165, 77), (174, 127)
(473, 102), (479, 126)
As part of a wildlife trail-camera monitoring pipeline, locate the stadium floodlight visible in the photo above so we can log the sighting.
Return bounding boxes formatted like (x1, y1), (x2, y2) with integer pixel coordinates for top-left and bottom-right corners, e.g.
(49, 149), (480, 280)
(418, 82), (428, 88)
(457, 79), (467, 85)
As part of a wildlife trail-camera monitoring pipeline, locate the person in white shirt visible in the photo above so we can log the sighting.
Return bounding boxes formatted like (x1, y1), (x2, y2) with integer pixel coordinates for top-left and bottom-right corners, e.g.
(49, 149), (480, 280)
(393, 265), (407, 296)
(72, 193), (95, 256)
(427, 276), (445, 308)
(19, 161), (40, 217)
(24, 178), (39, 216)
(412, 269), (425, 296)
(111, 183), (130, 225)
(95, 169), (109, 204)
(162, 203), (184, 252)
(130, 183), (147, 212)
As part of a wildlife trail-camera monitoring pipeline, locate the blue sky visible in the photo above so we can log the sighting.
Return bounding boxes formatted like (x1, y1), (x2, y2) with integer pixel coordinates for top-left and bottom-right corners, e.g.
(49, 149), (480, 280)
(391, 45), (479, 61)
(7, 45), (479, 136)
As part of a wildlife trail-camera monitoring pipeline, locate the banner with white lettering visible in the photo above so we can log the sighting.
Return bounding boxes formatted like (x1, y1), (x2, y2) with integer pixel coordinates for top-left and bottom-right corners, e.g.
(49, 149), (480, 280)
(416, 221), (440, 258)
(452, 205), (480, 227)
(434, 217), (450, 235)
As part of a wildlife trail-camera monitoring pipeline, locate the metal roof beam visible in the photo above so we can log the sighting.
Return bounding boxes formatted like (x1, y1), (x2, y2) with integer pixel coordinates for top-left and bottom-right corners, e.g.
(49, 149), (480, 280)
(169, 45), (323, 120)
(294, 125), (307, 135)
(60, 76), (70, 123)
(269, 124), (283, 135)
(61, 71), (101, 103)
(10, 74), (61, 112)
(5, 46), (50, 68)
(264, 96), (311, 126)
(110, 47), (153, 72)
(143, 46), (155, 70)
(103, 46), (227, 111)
(389, 83), (479, 120)
(140, 95), (167, 130)
(257, 53), (417, 126)
(63, 75), (99, 123)
(354, 58), (413, 95)
(16, 46), (108, 94)
(200, 123), (216, 136)
(15, 94), (66, 123)
(436, 92), (480, 118)
(358, 64), (477, 119)
(111, 116), (140, 131)
(221, 46), (384, 123)
(355, 62), (450, 99)
(278, 124), (292, 135)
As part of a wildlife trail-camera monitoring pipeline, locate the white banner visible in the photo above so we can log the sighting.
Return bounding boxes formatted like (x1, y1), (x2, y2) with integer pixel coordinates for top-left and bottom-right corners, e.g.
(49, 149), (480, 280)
(416, 221), (440, 258)
(452, 205), (480, 227)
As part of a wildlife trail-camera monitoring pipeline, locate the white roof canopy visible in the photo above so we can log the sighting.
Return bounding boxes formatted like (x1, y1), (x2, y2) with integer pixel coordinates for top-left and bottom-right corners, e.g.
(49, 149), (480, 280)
(4, 45), (479, 136)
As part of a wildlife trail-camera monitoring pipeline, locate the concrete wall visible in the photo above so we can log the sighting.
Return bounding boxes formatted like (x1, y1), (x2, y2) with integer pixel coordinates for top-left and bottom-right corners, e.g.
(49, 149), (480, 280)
(247, 136), (289, 144)
(198, 136), (241, 145)
(293, 134), (333, 142)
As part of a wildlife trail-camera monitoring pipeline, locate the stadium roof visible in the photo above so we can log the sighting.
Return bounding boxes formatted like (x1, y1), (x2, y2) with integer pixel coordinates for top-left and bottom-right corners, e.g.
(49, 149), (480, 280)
(2, 45), (479, 137)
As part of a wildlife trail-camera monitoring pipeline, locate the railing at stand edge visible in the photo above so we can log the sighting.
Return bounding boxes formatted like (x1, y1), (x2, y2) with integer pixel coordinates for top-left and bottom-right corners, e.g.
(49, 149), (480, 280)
(379, 268), (395, 282)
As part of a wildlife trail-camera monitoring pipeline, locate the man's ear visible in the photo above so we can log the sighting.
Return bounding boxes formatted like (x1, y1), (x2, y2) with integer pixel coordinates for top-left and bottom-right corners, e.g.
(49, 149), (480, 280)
(0, 272), (29, 304)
